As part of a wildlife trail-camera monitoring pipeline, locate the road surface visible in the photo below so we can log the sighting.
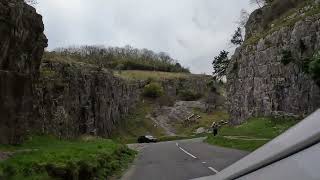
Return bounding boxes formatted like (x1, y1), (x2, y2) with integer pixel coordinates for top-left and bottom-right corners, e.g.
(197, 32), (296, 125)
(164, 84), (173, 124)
(121, 138), (249, 180)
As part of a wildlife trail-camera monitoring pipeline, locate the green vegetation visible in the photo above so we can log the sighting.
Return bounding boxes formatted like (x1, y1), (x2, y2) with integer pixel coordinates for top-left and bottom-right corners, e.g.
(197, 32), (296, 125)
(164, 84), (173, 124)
(231, 27), (243, 46)
(206, 116), (299, 151)
(281, 50), (294, 65)
(112, 101), (166, 144)
(46, 45), (190, 73)
(114, 70), (190, 81)
(206, 136), (268, 152)
(143, 82), (164, 98)
(309, 51), (320, 85)
(212, 50), (230, 79)
(178, 90), (203, 101)
(0, 136), (136, 180)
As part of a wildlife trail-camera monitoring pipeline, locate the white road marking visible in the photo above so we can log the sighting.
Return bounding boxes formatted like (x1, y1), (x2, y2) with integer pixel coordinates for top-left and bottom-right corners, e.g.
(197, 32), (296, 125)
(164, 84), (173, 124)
(176, 143), (197, 159)
(208, 167), (219, 174)
(202, 162), (207, 164)
(179, 147), (197, 159)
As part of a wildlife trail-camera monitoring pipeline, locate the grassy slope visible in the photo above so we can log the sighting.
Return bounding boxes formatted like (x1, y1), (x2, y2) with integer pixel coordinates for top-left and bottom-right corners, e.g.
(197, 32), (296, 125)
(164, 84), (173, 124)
(112, 100), (166, 144)
(113, 70), (192, 81)
(0, 136), (136, 180)
(206, 117), (299, 151)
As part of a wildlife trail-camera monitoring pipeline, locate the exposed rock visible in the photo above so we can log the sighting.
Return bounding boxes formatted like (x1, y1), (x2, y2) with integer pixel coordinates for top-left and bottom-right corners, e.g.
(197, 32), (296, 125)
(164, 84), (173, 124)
(0, 0), (47, 144)
(227, 11), (320, 124)
(0, 0), (47, 76)
(195, 127), (206, 134)
(150, 100), (210, 135)
(33, 60), (140, 138)
(245, 0), (306, 40)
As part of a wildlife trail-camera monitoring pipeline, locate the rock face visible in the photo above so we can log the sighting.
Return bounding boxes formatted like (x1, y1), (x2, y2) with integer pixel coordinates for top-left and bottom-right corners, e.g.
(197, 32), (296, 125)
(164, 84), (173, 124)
(227, 8), (320, 124)
(0, 0), (47, 144)
(33, 60), (214, 138)
(33, 60), (141, 138)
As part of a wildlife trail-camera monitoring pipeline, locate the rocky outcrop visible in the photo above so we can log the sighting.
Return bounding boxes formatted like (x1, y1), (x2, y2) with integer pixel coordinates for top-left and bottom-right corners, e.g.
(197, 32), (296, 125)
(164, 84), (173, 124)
(0, 0), (47, 144)
(245, 0), (306, 40)
(33, 60), (141, 138)
(227, 5), (320, 124)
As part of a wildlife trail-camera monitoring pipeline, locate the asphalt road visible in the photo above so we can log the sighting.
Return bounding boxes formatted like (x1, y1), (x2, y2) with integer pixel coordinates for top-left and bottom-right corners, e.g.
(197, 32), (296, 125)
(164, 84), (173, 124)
(121, 138), (249, 180)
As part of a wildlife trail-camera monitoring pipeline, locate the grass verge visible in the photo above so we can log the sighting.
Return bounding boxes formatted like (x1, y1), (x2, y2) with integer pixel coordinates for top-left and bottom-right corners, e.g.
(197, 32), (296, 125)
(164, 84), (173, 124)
(205, 116), (299, 151)
(0, 136), (136, 180)
(206, 135), (269, 152)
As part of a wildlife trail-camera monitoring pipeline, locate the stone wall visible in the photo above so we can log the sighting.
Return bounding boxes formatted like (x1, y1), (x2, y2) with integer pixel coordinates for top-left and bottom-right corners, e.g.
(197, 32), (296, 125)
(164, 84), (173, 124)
(227, 12), (320, 124)
(0, 0), (47, 144)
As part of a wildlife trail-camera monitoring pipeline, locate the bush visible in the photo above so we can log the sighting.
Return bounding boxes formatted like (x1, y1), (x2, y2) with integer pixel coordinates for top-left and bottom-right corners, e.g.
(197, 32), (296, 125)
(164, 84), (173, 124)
(309, 52), (320, 86)
(178, 90), (202, 101)
(281, 50), (294, 65)
(143, 83), (164, 98)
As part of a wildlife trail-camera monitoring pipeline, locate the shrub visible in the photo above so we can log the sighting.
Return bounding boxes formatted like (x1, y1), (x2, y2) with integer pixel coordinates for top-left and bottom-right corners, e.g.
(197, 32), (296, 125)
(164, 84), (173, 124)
(309, 52), (320, 86)
(178, 90), (202, 101)
(281, 50), (294, 65)
(143, 83), (164, 98)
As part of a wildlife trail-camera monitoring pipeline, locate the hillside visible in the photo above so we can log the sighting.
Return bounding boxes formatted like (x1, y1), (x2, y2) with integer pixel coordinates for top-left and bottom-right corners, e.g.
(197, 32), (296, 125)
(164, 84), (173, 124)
(46, 45), (190, 73)
(227, 0), (320, 124)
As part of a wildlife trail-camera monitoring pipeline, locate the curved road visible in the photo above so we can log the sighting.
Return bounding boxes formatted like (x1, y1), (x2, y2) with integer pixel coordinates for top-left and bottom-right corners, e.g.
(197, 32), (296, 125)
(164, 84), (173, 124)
(122, 138), (249, 180)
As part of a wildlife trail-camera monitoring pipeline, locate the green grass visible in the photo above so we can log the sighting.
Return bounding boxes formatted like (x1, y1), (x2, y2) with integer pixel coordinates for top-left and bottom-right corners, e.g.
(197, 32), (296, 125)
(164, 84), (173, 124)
(0, 136), (136, 180)
(205, 116), (300, 151)
(206, 135), (269, 152)
(112, 100), (166, 144)
(113, 70), (192, 81)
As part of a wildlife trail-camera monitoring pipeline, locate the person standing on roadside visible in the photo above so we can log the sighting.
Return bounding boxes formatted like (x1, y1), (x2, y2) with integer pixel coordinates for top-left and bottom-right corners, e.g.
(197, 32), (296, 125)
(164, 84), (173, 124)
(211, 122), (218, 136)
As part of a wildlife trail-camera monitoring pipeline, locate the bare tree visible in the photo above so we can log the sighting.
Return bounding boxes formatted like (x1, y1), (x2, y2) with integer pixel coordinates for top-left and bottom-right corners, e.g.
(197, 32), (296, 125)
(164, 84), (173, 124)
(238, 9), (250, 28)
(25, 0), (37, 6)
(250, 0), (265, 8)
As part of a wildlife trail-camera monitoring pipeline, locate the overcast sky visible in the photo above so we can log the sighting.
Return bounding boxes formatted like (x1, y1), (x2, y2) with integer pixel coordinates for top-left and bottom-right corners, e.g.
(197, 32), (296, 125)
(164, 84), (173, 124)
(36, 0), (255, 74)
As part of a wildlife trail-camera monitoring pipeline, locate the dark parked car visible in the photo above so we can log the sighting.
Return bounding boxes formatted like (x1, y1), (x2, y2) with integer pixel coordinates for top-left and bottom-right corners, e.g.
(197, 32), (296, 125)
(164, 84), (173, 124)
(138, 135), (158, 143)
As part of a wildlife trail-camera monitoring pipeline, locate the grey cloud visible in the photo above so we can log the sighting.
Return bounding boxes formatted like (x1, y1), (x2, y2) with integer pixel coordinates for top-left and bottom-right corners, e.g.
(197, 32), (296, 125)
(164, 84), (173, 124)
(36, 0), (254, 74)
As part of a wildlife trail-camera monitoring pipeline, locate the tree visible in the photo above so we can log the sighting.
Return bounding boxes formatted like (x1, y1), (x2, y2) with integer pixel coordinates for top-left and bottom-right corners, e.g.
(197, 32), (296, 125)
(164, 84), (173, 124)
(212, 50), (230, 79)
(250, 0), (274, 8)
(250, 0), (266, 8)
(25, 0), (37, 6)
(231, 27), (244, 46)
(143, 82), (164, 98)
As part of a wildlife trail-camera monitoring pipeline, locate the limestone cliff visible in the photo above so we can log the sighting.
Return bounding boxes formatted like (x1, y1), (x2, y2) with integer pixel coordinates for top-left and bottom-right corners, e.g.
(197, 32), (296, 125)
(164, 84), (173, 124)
(33, 60), (141, 138)
(0, 0), (47, 144)
(33, 59), (213, 139)
(227, 1), (320, 124)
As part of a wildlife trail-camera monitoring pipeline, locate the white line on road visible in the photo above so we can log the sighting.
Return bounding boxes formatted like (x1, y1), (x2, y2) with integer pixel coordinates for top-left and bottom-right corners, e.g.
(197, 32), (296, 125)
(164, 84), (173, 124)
(176, 143), (197, 159)
(208, 167), (219, 174)
(176, 143), (219, 174)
